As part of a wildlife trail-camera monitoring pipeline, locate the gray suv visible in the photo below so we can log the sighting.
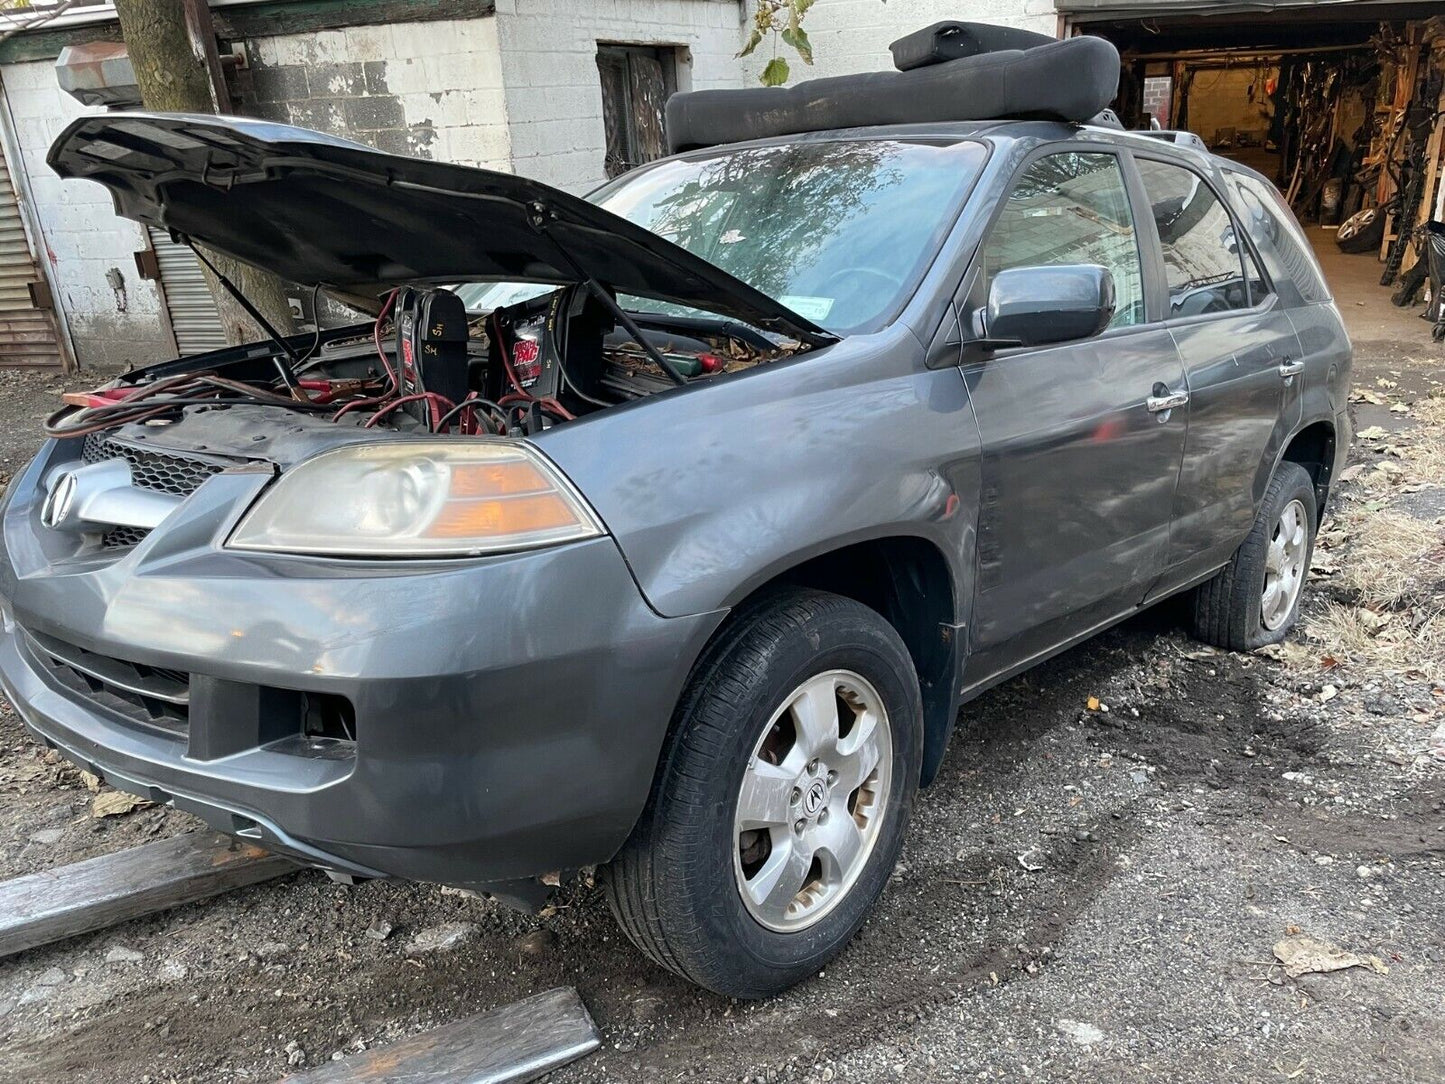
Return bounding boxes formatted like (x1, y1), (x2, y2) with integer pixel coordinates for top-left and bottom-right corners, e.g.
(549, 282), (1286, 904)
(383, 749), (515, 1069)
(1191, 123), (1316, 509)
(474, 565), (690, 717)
(0, 108), (1348, 998)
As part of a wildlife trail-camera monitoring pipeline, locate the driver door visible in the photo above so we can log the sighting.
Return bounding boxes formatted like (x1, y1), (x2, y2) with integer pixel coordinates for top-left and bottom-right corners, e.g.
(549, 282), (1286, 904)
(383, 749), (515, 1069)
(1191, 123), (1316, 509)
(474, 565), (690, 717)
(960, 149), (1188, 685)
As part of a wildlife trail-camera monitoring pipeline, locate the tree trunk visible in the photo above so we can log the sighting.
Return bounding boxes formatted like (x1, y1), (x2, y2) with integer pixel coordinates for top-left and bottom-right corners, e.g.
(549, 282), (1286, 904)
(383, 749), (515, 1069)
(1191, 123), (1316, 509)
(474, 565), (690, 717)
(113, 0), (296, 346)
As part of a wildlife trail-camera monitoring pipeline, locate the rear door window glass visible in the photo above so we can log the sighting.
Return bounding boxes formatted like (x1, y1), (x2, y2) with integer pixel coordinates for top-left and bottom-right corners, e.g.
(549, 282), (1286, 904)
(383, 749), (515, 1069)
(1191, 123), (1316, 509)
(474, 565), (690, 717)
(1226, 171), (1332, 304)
(1136, 158), (1251, 317)
(982, 151), (1145, 329)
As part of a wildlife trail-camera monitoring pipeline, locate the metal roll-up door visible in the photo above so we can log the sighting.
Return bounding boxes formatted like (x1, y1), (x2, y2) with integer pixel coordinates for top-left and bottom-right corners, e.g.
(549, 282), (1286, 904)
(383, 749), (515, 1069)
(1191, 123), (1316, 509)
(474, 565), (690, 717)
(147, 227), (228, 355)
(0, 143), (60, 368)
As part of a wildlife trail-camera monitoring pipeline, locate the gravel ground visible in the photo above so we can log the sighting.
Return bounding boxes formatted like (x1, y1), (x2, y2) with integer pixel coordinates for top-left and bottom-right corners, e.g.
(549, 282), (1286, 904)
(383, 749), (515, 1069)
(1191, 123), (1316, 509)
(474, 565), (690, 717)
(0, 245), (1441, 1083)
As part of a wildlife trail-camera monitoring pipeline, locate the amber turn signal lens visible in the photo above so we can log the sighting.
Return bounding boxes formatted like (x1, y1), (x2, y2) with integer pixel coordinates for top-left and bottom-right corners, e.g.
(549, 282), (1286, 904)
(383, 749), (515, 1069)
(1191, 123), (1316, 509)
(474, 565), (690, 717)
(429, 493), (582, 538)
(447, 460), (552, 499)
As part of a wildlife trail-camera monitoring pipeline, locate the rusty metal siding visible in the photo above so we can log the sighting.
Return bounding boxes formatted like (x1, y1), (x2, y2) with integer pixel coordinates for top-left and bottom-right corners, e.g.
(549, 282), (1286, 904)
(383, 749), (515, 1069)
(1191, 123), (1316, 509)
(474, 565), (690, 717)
(147, 227), (227, 356)
(0, 141), (59, 367)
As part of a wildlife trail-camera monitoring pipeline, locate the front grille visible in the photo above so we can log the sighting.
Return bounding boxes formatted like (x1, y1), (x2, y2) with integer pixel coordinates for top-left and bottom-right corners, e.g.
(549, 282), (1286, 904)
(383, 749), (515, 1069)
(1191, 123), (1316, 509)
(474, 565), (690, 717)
(82, 434), (228, 498)
(101, 525), (151, 549)
(81, 434), (234, 549)
(24, 629), (189, 737)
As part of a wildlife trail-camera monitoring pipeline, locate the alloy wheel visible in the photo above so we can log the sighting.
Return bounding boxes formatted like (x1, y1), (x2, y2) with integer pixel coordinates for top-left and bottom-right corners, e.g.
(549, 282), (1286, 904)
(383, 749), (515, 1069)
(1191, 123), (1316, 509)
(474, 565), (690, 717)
(1262, 497), (1308, 631)
(732, 669), (893, 933)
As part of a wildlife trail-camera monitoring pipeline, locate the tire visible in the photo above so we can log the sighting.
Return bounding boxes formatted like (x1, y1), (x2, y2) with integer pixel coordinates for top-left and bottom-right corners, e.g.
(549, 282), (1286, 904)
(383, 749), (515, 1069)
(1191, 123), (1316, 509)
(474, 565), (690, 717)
(602, 588), (922, 998)
(1336, 207), (1385, 254)
(1191, 462), (1317, 651)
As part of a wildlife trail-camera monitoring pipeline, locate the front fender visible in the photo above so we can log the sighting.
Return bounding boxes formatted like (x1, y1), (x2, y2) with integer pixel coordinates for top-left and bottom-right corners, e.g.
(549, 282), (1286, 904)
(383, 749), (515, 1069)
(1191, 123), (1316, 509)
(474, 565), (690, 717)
(535, 333), (983, 624)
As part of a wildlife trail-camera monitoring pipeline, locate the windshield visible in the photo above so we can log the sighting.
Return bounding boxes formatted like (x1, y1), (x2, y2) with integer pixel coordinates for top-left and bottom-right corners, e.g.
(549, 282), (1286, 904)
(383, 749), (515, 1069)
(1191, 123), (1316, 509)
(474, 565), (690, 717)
(455, 138), (985, 335)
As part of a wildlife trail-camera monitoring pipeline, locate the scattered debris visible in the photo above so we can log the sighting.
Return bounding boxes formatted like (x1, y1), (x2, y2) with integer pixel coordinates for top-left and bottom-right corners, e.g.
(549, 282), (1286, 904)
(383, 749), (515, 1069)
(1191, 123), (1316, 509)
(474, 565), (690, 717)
(90, 791), (152, 819)
(104, 945), (142, 964)
(365, 919), (393, 943)
(1273, 934), (1388, 979)
(516, 928), (558, 958)
(1017, 848), (1045, 872)
(405, 921), (477, 955)
(1056, 1020), (1104, 1046)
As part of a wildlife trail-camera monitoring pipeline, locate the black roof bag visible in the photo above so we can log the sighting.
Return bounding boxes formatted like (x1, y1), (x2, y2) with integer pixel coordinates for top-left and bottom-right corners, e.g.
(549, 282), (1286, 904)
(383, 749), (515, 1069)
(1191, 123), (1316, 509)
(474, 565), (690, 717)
(666, 35), (1120, 153)
(888, 21), (1055, 71)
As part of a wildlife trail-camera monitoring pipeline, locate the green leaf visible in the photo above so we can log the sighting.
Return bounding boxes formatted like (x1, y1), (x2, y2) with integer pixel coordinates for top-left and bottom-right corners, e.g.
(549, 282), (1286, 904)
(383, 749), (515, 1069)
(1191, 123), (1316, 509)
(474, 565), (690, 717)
(760, 56), (790, 87)
(785, 26), (813, 64)
(736, 27), (764, 58)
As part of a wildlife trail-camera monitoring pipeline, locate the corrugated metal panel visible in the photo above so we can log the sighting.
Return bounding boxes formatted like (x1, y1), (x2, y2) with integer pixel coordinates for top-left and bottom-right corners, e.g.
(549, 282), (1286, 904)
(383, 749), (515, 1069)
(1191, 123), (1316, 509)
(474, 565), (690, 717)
(0, 143), (59, 367)
(148, 227), (228, 355)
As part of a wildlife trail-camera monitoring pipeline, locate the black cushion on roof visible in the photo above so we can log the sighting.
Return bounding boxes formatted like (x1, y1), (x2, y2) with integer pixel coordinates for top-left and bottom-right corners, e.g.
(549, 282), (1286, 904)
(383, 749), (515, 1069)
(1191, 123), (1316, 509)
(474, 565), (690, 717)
(889, 21), (1056, 71)
(665, 35), (1121, 153)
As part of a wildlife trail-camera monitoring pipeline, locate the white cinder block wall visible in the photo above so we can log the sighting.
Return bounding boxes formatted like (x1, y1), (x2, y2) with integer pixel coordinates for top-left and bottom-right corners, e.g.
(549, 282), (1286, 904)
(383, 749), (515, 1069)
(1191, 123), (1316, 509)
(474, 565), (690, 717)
(0, 2), (746, 368)
(739, 0), (1058, 83)
(244, 16), (512, 170)
(495, 0), (745, 193)
(1, 60), (171, 369)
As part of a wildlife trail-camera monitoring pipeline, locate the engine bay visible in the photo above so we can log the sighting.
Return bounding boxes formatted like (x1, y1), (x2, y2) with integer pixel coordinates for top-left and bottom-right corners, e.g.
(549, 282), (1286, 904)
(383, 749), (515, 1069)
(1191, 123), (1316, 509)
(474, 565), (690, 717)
(46, 285), (805, 442)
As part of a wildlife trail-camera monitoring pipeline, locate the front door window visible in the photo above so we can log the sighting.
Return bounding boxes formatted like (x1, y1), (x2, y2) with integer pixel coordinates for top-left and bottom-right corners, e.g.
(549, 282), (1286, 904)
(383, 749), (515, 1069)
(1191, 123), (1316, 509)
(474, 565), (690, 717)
(982, 151), (1146, 329)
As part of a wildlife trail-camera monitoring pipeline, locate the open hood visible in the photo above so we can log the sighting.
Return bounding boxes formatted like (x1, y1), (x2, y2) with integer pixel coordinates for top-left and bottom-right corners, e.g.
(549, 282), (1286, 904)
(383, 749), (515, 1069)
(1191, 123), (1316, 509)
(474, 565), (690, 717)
(48, 112), (836, 346)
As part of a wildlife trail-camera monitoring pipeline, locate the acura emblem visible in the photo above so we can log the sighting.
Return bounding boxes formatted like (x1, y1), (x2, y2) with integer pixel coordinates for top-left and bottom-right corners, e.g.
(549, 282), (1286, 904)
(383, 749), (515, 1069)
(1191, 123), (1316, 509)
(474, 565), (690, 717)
(41, 470), (78, 530)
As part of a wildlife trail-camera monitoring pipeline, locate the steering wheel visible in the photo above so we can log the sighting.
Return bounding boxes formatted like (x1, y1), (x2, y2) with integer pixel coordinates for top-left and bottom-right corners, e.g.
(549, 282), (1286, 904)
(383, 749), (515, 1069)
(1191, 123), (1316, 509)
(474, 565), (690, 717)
(817, 265), (906, 294)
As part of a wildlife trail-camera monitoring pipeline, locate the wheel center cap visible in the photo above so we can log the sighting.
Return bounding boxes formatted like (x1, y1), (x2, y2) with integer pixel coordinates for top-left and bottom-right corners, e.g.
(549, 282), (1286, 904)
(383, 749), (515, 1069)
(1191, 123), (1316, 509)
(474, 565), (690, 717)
(802, 779), (827, 817)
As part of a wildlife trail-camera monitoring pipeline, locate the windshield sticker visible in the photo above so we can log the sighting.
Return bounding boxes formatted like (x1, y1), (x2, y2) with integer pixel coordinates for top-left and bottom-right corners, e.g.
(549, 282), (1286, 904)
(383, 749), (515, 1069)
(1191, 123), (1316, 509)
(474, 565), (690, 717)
(780, 295), (835, 322)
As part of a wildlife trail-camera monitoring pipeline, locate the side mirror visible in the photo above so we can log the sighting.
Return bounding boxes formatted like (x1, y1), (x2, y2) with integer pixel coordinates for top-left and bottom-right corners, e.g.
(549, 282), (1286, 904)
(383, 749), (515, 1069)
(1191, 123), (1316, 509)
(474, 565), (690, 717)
(982, 264), (1116, 349)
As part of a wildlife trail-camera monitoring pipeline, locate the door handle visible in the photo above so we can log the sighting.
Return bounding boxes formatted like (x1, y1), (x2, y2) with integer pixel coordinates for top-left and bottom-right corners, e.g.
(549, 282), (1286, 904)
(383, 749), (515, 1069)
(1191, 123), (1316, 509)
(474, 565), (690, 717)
(1146, 391), (1189, 413)
(1278, 359), (1305, 378)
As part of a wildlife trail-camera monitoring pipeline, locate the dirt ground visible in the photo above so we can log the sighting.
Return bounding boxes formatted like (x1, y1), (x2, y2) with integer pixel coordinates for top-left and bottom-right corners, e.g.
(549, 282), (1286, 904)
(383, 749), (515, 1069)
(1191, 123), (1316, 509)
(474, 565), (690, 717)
(0, 235), (1442, 1084)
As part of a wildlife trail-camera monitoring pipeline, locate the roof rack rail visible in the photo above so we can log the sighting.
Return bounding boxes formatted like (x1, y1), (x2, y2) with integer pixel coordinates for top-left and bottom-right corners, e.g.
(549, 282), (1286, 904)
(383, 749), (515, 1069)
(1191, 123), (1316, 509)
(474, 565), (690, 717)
(1136, 130), (1208, 151)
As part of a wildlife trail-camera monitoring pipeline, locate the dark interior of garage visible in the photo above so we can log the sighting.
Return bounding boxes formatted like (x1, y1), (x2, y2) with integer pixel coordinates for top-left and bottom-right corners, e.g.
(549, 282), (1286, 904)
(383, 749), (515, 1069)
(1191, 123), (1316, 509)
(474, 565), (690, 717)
(1070, 1), (1445, 339)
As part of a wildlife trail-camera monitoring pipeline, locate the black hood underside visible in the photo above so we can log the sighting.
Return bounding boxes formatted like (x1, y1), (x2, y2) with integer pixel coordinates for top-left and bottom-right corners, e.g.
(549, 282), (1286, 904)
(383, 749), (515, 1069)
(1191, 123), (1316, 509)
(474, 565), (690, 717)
(48, 113), (835, 346)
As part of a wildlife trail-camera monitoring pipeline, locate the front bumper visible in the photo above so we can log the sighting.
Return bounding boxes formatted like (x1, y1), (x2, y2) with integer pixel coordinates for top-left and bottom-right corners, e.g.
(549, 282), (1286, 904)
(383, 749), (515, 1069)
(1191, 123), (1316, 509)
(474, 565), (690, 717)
(0, 441), (721, 888)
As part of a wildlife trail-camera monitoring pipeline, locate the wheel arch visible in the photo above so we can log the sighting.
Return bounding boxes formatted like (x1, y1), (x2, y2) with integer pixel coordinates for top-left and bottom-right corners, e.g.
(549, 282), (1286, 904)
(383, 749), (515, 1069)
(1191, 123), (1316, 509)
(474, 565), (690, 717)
(1277, 418), (1336, 511)
(709, 534), (963, 788)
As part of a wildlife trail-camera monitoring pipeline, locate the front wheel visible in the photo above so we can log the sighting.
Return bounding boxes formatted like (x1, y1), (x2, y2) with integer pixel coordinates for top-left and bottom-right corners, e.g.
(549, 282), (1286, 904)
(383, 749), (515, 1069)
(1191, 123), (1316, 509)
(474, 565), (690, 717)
(602, 588), (922, 998)
(1191, 461), (1317, 651)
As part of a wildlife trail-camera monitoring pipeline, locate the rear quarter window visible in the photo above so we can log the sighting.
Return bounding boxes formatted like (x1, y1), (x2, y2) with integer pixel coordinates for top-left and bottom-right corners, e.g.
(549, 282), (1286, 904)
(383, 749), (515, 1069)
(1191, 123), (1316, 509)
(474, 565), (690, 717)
(1225, 171), (1332, 304)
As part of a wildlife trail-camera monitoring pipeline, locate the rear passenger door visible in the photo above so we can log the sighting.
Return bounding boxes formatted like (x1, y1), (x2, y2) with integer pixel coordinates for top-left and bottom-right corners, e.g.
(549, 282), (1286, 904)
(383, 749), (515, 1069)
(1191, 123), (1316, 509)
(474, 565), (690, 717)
(1133, 155), (1303, 585)
(960, 149), (1188, 683)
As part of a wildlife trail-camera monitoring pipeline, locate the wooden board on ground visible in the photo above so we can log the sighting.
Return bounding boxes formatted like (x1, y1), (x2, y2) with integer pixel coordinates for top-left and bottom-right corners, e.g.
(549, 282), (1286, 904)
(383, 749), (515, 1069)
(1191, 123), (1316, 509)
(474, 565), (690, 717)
(279, 987), (601, 1084)
(0, 831), (295, 958)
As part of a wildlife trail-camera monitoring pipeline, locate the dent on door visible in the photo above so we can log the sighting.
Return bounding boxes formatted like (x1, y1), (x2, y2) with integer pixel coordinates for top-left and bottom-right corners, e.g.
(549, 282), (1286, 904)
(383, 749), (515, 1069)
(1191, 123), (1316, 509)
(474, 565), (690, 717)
(1165, 306), (1301, 575)
(962, 324), (1188, 679)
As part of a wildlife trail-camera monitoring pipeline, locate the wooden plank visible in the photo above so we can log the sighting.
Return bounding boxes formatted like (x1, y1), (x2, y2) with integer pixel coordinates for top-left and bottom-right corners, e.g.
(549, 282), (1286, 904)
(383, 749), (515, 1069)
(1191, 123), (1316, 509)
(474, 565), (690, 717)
(280, 987), (601, 1084)
(0, 831), (295, 958)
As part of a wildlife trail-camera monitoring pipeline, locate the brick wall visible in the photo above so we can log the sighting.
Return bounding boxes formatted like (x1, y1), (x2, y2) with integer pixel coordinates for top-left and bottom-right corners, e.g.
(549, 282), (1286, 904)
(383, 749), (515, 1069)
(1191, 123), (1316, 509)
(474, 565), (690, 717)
(1142, 76), (1171, 127)
(0, 60), (171, 371)
(738, 0), (1057, 84)
(495, 0), (744, 193)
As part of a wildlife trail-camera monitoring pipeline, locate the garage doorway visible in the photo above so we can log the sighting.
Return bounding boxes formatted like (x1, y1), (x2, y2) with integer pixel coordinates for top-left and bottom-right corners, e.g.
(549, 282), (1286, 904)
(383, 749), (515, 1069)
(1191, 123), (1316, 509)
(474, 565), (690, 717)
(1064, 1), (1445, 306)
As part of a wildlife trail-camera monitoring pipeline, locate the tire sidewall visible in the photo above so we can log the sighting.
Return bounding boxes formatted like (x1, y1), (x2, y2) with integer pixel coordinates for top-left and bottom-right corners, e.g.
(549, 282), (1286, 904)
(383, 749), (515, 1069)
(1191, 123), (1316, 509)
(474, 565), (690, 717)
(675, 600), (921, 992)
(1243, 464), (1318, 649)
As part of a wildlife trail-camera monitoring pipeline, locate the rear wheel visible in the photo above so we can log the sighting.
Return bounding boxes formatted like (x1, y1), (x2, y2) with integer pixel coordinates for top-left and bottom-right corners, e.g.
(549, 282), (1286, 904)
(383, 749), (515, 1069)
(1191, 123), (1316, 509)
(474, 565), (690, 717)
(1191, 461), (1317, 651)
(602, 588), (921, 998)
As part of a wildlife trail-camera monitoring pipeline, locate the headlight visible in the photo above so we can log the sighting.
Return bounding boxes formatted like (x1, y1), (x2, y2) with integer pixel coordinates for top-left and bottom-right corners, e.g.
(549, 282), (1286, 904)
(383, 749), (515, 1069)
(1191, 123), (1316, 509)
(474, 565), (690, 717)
(227, 441), (603, 557)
